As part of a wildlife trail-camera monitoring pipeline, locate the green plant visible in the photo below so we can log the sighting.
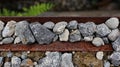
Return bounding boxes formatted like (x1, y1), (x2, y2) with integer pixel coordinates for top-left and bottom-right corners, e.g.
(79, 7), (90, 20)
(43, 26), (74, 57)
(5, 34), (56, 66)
(0, 3), (53, 16)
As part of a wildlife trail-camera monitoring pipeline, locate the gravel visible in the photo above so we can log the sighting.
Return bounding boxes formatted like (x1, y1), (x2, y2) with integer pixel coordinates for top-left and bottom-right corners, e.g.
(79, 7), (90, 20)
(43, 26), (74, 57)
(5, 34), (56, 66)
(96, 23), (111, 37)
(1, 37), (14, 44)
(43, 21), (55, 29)
(59, 29), (69, 41)
(104, 61), (110, 67)
(30, 22), (55, 44)
(112, 36), (120, 51)
(92, 37), (104, 47)
(105, 17), (119, 29)
(96, 51), (104, 60)
(67, 20), (78, 30)
(11, 56), (21, 67)
(84, 36), (93, 41)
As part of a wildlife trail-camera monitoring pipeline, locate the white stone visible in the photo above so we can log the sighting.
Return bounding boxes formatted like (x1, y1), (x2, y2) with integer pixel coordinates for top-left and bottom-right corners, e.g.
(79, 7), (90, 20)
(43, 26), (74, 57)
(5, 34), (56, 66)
(96, 51), (104, 60)
(104, 61), (110, 67)
(59, 29), (69, 41)
(2, 20), (16, 37)
(105, 17), (119, 29)
(11, 56), (21, 67)
(4, 62), (11, 67)
(14, 37), (21, 44)
(2, 37), (14, 44)
(92, 37), (104, 47)
(84, 36), (93, 41)
(108, 29), (120, 41)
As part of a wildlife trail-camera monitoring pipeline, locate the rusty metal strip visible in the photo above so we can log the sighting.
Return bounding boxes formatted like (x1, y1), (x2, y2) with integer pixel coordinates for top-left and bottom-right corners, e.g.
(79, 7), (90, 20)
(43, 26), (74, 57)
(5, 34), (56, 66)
(0, 17), (115, 51)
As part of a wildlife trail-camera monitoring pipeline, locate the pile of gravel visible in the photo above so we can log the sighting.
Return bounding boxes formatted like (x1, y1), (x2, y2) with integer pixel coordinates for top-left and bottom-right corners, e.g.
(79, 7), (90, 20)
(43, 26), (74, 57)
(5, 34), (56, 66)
(0, 17), (120, 66)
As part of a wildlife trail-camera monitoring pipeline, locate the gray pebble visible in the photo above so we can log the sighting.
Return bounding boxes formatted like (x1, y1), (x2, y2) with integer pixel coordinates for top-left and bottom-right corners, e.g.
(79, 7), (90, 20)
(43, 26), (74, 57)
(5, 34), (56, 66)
(92, 37), (104, 47)
(104, 61), (110, 67)
(108, 29), (120, 41)
(43, 21), (55, 29)
(105, 17), (119, 29)
(38, 52), (61, 67)
(69, 30), (81, 42)
(53, 21), (67, 34)
(7, 51), (13, 58)
(61, 53), (74, 67)
(0, 57), (3, 66)
(96, 23), (111, 37)
(30, 22), (55, 44)
(2, 37), (14, 44)
(11, 56), (21, 67)
(15, 21), (35, 44)
(109, 52), (120, 66)
(102, 37), (109, 44)
(112, 36), (120, 51)
(53, 35), (58, 42)
(14, 37), (21, 44)
(78, 22), (96, 37)
(59, 29), (69, 41)
(4, 62), (11, 67)
(84, 36), (93, 41)
(2, 20), (16, 37)
(67, 20), (78, 29)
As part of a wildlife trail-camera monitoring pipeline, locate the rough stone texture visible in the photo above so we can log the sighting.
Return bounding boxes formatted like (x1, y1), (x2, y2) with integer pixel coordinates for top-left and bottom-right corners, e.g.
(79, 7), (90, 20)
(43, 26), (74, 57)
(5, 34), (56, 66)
(104, 61), (110, 67)
(2, 20), (16, 37)
(21, 58), (34, 67)
(0, 21), (4, 40)
(1, 37), (14, 44)
(92, 37), (104, 47)
(11, 56), (21, 67)
(67, 20), (78, 30)
(78, 22), (96, 37)
(102, 37), (109, 44)
(59, 29), (69, 41)
(108, 29), (120, 41)
(73, 52), (103, 67)
(30, 22), (55, 44)
(105, 17), (119, 29)
(14, 37), (21, 44)
(53, 35), (58, 42)
(21, 52), (27, 59)
(96, 23), (111, 37)
(38, 52), (61, 67)
(43, 21), (55, 29)
(84, 36), (93, 41)
(109, 52), (120, 66)
(4, 62), (11, 67)
(61, 53), (74, 67)
(96, 51), (104, 60)
(53, 21), (67, 34)
(69, 30), (81, 42)
(7, 51), (13, 58)
(112, 36), (120, 51)
(15, 21), (35, 44)
(0, 57), (3, 67)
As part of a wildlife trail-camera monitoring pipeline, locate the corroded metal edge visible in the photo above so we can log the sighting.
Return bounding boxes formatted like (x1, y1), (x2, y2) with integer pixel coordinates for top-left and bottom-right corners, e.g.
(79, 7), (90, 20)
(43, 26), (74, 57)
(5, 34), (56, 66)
(0, 17), (115, 51)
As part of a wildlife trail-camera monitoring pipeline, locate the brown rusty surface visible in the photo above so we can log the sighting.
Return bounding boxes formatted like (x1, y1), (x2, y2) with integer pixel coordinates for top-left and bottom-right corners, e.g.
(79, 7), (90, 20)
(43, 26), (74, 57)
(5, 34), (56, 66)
(0, 17), (115, 51)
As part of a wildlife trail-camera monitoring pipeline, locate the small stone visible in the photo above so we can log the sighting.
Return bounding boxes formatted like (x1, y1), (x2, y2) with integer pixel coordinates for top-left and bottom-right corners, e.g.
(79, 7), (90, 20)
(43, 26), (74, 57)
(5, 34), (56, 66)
(0, 57), (3, 66)
(4, 62), (11, 67)
(21, 52), (27, 59)
(109, 52), (120, 66)
(96, 23), (111, 37)
(67, 20), (78, 29)
(2, 37), (14, 44)
(61, 53), (74, 67)
(108, 29), (120, 41)
(102, 37), (109, 44)
(11, 56), (21, 67)
(2, 20), (16, 37)
(112, 36), (120, 51)
(69, 30), (81, 42)
(38, 52), (61, 67)
(105, 17), (119, 29)
(84, 36), (93, 41)
(15, 21), (35, 44)
(43, 21), (55, 29)
(78, 22), (96, 37)
(53, 21), (67, 34)
(0, 21), (4, 40)
(30, 22), (55, 44)
(59, 29), (69, 41)
(92, 37), (104, 47)
(53, 35), (58, 42)
(7, 51), (13, 58)
(14, 37), (21, 44)
(104, 61), (110, 67)
(96, 51), (104, 60)
(21, 58), (34, 67)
